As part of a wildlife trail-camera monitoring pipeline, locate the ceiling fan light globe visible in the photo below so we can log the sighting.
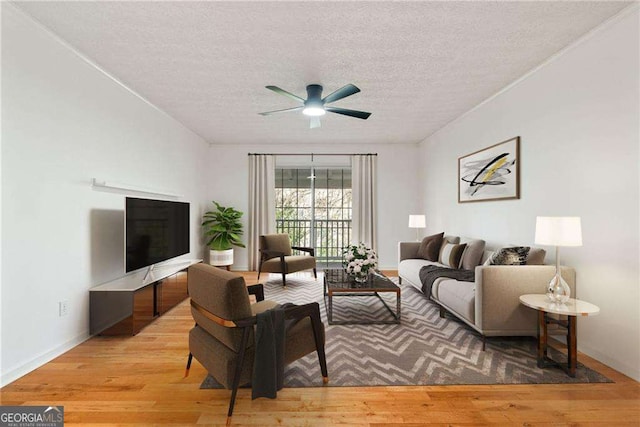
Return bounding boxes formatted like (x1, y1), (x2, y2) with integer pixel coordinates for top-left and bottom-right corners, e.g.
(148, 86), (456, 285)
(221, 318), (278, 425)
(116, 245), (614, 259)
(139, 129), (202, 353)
(302, 106), (326, 116)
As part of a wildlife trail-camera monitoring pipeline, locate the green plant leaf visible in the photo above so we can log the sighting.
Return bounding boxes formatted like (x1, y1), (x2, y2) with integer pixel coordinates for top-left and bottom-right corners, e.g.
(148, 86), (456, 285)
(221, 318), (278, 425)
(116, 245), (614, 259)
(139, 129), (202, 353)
(202, 201), (245, 250)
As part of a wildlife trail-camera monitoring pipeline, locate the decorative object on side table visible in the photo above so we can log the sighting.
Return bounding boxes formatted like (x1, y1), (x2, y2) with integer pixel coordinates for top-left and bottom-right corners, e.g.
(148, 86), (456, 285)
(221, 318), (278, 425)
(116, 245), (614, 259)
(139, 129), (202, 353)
(408, 214), (426, 241)
(202, 201), (246, 269)
(535, 216), (582, 303)
(343, 243), (377, 283)
(458, 136), (520, 203)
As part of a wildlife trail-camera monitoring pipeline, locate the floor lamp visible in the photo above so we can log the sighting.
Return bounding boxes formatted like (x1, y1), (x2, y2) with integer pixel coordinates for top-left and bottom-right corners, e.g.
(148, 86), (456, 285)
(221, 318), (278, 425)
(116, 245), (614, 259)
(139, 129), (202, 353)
(535, 216), (582, 303)
(409, 215), (426, 241)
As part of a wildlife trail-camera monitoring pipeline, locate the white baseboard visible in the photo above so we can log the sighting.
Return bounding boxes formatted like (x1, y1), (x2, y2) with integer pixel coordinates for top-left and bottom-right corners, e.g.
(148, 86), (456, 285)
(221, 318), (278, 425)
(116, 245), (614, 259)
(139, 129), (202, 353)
(579, 343), (640, 382)
(1, 332), (90, 387)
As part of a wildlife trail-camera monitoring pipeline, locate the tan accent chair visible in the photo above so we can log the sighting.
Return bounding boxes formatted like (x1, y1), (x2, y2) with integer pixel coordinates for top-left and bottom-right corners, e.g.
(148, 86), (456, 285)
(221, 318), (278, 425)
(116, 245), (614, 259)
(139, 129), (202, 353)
(185, 264), (328, 421)
(258, 234), (317, 286)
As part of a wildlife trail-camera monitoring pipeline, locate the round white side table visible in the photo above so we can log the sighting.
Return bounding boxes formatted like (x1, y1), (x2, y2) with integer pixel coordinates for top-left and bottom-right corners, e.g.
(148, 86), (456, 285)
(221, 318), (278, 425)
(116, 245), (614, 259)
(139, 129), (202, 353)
(519, 294), (600, 377)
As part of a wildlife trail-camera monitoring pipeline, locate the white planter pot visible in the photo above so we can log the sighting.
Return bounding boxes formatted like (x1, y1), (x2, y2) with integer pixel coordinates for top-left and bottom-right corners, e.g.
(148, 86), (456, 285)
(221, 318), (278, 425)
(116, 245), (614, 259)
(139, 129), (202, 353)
(209, 249), (234, 267)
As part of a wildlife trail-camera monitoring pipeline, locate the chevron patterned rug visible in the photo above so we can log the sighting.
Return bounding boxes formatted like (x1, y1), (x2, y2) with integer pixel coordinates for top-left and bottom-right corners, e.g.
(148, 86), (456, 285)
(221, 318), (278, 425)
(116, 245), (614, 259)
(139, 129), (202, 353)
(201, 272), (611, 388)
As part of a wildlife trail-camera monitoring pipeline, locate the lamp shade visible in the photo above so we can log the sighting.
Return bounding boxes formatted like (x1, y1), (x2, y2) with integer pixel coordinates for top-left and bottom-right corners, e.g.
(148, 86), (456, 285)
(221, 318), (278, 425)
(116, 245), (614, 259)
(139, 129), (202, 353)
(535, 216), (582, 247)
(408, 214), (426, 228)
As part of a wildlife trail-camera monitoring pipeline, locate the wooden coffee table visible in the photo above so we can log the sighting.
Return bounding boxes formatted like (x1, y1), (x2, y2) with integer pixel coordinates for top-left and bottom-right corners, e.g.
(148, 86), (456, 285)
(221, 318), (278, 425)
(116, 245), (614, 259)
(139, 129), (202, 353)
(323, 269), (401, 325)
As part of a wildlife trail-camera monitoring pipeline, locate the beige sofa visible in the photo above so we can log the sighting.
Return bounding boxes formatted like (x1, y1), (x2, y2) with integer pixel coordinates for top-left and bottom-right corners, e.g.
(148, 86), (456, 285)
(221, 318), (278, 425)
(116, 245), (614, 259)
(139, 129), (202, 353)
(398, 236), (576, 348)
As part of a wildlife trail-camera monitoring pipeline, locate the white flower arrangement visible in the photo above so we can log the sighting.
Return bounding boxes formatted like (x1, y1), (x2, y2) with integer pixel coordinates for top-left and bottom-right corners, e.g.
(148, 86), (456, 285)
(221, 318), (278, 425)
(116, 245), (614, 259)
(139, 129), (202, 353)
(343, 242), (377, 278)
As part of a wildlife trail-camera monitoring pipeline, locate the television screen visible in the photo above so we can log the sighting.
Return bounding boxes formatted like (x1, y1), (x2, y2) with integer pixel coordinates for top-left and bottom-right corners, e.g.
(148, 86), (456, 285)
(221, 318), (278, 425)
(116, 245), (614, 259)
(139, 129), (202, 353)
(125, 197), (190, 273)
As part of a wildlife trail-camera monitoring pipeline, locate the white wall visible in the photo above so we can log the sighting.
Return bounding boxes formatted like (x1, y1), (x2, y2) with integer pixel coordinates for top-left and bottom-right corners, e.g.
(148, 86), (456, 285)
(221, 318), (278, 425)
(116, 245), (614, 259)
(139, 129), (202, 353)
(418, 7), (639, 380)
(207, 143), (421, 270)
(1, 5), (209, 385)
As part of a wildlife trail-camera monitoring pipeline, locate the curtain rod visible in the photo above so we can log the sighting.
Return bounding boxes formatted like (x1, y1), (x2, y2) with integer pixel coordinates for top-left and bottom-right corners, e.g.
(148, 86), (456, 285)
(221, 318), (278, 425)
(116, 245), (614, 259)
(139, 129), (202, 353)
(247, 153), (377, 156)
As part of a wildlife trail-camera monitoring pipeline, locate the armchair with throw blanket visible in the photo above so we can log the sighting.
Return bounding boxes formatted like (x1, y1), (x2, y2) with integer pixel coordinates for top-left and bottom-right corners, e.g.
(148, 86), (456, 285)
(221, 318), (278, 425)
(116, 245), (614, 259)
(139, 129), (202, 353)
(185, 264), (328, 421)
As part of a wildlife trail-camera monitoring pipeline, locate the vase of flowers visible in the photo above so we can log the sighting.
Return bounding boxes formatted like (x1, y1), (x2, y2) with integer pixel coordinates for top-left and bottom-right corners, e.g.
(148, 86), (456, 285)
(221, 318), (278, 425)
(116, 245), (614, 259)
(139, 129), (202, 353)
(343, 243), (377, 283)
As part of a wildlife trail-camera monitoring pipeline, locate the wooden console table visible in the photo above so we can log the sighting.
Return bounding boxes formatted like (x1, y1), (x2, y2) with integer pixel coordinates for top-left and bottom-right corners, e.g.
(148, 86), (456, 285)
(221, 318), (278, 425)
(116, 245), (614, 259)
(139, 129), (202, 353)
(519, 294), (600, 377)
(90, 259), (201, 335)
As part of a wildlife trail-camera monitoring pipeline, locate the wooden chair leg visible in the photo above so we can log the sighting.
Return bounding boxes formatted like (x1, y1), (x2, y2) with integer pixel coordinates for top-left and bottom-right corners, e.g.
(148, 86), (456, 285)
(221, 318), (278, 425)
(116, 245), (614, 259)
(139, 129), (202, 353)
(280, 256), (287, 287)
(228, 327), (250, 420)
(309, 303), (329, 383)
(313, 268), (317, 279)
(184, 353), (193, 378)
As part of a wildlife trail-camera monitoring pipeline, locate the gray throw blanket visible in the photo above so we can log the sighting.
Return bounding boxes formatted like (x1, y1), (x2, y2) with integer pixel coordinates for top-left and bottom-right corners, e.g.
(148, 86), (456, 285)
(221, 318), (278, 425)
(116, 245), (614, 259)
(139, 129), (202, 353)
(419, 265), (475, 299)
(251, 303), (299, 400)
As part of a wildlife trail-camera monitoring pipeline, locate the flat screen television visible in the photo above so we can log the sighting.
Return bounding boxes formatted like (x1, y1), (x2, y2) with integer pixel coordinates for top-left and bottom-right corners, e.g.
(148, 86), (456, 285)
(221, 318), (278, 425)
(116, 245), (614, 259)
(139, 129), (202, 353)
(125, 197), (190, 273)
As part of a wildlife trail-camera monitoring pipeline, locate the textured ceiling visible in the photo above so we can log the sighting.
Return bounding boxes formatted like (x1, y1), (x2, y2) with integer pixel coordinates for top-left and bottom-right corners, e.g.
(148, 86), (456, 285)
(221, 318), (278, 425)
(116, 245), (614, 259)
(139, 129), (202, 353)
(12, 1), (631, 145)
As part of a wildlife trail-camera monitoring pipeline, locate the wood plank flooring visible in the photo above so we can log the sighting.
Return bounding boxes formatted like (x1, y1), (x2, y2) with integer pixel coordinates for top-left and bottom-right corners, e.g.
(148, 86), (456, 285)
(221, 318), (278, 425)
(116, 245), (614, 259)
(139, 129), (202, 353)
(1, 271), (639, 426)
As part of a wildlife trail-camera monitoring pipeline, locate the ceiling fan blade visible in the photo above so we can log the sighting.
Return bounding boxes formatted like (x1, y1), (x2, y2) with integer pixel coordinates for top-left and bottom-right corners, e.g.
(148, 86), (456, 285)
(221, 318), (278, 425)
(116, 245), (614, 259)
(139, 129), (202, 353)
(259, 106), (304, 116)
(265, 86), (305, 103)
(310, 116), (321, 129)
(325, 107), (371, 120)
(322, 84), (361, 104)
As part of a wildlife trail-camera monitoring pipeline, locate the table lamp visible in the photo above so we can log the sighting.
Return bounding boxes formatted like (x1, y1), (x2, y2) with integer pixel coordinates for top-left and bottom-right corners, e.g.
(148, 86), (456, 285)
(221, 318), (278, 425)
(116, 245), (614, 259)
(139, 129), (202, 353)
(534, 216), (582, 303)
(408, 214), (426, 241)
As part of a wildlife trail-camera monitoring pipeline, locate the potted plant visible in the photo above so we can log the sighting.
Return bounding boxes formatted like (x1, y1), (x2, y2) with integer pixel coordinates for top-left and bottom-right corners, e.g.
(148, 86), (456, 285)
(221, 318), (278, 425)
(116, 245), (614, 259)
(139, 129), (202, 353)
(202, 201), (245, 268)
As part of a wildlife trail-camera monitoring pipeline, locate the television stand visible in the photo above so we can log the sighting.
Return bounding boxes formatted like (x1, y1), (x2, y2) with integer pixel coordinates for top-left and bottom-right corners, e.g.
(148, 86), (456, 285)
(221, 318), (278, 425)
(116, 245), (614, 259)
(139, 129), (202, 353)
(89, 259), (201, 335)
(143, 264), (155, 282)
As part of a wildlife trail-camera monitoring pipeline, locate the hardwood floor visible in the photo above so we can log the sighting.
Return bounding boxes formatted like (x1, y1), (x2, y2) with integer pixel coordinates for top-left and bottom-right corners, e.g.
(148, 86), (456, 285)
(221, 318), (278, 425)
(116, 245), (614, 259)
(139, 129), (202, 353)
(2, 271), (639, 426)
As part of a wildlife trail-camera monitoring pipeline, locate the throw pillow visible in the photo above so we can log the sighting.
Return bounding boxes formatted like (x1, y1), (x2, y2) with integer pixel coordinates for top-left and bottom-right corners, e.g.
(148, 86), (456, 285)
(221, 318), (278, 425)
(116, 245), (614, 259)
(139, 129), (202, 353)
(459, 239), (486, 270)
(416, 232), (444, 261)
(481, 250), (494, 265)
(526, 247), (546, 265)
(439, 242), (467, 268)
(486, 246), (530, 265)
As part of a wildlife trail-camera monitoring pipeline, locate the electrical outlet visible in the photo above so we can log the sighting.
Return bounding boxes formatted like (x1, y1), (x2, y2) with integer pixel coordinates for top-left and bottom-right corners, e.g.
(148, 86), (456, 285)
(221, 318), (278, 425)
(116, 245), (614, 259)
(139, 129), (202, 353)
(59, 301), (69, 317)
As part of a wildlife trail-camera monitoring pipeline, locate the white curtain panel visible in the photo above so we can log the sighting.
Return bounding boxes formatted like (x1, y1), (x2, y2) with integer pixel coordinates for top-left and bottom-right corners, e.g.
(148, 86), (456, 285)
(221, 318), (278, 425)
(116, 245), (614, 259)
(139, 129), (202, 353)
(351, 154), (378, 251)
(248, 154), (276, 270)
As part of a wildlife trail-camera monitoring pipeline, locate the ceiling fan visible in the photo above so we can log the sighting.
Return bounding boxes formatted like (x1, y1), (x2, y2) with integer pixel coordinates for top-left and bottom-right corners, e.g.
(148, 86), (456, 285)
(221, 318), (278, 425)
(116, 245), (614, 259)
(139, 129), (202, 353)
(259, 83), (371, 129)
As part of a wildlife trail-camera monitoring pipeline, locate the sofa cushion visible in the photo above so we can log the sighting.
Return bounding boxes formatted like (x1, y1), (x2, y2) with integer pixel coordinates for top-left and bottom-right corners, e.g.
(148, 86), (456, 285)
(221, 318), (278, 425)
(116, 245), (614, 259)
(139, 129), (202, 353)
(439, 242), (467, 268)
(444, 235), (460, 244)
(480, 250), (493, 265)
(459, 238), (486, 270)
(526, 247), (546, 265)
(399, 259), (445, 290)
(436, 279), (475, 323)
(416, 232), (444, 261)
(431, 276), (454, 300)
(485, 246), (530, 265)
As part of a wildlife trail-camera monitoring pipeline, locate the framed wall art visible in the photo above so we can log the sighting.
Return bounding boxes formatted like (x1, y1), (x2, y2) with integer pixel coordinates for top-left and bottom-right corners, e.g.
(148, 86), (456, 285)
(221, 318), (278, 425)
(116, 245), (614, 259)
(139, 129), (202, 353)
(458, 136), (520, 203)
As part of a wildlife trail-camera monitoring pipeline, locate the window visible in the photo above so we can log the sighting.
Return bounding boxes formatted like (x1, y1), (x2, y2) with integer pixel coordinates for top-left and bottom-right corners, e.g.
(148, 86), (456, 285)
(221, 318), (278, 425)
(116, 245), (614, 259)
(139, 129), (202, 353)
(275, 168), (352, 267)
